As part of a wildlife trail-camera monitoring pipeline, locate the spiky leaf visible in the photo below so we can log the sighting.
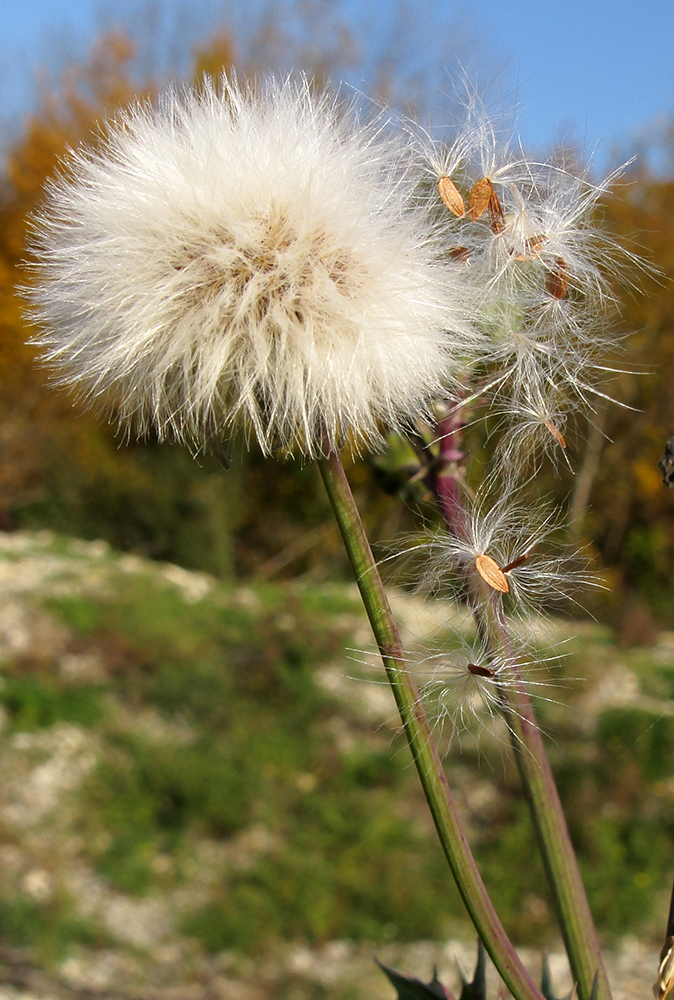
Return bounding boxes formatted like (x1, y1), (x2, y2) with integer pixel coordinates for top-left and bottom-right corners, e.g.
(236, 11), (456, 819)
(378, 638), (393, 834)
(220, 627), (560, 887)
(540, 951), (572, 1000)
(458, 940), (487, 1000)
(376, 959), (456, 1000)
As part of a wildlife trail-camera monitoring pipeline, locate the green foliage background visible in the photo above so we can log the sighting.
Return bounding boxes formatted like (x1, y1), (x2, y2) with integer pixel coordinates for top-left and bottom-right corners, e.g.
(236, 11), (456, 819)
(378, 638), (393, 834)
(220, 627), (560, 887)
(1, 535), (673, 961)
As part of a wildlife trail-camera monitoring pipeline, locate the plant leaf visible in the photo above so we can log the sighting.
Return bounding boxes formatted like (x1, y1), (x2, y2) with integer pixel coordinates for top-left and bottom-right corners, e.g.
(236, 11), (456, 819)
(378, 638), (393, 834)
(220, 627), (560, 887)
(376, 959), (456, 1000)
(540, 951), (573, 1000)
(458, 940), (487, 1000)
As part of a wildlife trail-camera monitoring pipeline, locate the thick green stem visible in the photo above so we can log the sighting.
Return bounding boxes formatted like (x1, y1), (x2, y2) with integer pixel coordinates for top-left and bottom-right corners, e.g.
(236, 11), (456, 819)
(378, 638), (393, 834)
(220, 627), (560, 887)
(318, 449), (544, 1000)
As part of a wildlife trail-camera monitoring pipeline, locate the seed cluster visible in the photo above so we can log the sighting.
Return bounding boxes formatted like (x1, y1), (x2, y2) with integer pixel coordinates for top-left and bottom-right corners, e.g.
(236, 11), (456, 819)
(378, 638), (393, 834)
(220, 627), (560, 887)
(418, 100), (630, 473)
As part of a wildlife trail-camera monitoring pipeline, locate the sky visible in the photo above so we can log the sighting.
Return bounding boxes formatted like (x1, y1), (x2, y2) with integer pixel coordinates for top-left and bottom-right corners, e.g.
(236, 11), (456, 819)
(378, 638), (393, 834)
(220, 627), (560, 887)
(469, 0), (674, 167)
(1, 0), (673, 172)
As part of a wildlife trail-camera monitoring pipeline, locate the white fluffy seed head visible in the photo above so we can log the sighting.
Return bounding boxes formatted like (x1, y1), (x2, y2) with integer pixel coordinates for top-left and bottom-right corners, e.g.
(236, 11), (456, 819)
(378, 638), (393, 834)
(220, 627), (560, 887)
(25, 75), (471, 457)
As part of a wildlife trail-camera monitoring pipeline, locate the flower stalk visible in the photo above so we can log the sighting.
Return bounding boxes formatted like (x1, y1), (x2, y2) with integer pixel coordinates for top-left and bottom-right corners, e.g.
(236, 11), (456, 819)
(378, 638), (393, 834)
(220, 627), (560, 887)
(427, 418), (611, 1000)
(318, 447), (545, 1000)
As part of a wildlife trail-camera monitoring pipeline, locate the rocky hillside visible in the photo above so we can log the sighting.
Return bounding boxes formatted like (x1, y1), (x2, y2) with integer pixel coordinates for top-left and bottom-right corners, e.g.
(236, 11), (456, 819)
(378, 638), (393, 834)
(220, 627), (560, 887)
(0, 531), (670, 1000)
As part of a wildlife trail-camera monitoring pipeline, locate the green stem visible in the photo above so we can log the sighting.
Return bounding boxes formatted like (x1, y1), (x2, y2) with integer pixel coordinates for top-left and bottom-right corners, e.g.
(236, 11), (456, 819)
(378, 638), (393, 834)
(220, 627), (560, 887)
(318, 449), (544, 1000)
(471, 569), (610, 1000)
(432, 449), (610, 1000)
(503, 663), (611, 1000)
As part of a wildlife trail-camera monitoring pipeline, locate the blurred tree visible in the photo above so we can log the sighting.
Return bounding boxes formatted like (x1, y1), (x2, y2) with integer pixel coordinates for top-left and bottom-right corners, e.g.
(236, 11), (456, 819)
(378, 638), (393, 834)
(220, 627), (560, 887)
(564, 153), (674, 619)
(0, 33), (140, 521)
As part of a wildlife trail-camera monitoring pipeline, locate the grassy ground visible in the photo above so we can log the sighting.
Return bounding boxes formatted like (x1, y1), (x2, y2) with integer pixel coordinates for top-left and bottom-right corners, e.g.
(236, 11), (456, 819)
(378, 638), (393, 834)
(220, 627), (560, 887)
(0, 530), (672, 998)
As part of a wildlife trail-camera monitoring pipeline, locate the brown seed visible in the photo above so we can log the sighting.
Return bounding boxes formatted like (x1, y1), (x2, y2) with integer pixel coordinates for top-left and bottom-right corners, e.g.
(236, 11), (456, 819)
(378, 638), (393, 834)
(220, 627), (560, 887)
(487, 189), (505, 234)
(544, 419), (567, 449)
(468, 177), (494, 221)
(475, 553), (510, 593)
(438, 176), (465, 217)
(467, 662), (496, 678)
(448, 245), (471, 262)
(512, 234), (547, 261)
(547, 257), (569, 299)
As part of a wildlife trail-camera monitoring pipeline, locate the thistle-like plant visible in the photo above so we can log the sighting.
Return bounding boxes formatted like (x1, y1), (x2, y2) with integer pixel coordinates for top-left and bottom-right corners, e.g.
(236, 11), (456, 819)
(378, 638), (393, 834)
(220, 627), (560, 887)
(391, 96), (644, 1000)
(22, 72), (642, 1000)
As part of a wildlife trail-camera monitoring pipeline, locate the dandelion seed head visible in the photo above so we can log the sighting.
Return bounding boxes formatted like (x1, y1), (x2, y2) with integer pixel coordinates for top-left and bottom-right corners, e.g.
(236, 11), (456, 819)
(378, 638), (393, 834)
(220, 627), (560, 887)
(26, 75), (472, 456)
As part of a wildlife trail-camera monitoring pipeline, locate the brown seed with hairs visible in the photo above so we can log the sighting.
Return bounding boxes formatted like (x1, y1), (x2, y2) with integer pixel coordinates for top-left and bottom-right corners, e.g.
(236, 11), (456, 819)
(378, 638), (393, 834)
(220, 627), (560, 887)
(468, 178), (494, 221)
(475, 553), (510, 593)
(487, 189), (505, 234)
(547, 257), (570, 299)
(544, 420), (567, 449)
(448, 245), (471, 262)
(512, 235), (547, 261)
(438, 176), (465, 217)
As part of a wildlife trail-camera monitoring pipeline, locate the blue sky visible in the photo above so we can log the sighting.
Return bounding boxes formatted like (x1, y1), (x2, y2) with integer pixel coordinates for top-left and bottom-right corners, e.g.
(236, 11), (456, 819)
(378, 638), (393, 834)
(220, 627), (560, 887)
(1, 0), (673, 171)
(468, 0), (674, 166)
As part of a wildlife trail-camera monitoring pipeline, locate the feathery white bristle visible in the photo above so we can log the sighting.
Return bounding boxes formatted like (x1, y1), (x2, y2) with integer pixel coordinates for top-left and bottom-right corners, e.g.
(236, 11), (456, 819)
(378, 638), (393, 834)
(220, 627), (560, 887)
(26, 75), (473, 457)
(410, 488), (597, 619)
